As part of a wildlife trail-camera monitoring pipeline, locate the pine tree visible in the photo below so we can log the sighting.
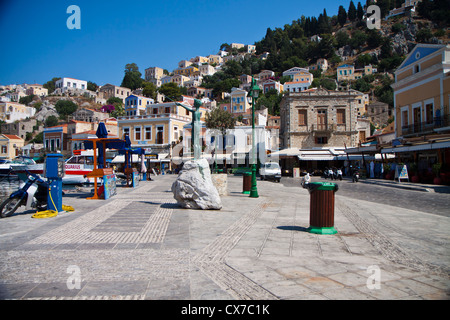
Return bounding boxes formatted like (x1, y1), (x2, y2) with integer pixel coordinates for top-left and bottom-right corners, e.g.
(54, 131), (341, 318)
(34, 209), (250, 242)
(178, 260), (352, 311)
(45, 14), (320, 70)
(356, 2), (364, 21)
(348, 1), (357, 22)
(338, 6), (347, 27)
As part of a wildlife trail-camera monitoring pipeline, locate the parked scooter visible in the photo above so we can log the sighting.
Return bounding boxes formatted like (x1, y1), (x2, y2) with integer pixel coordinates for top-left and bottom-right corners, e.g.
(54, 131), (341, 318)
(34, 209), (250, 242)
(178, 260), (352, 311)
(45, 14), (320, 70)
(352, 168), (360, 183)
(301, 172), (311, 188)
(328, 168), (335, 180)
(0, 170), (48, 218)
(334, 168), (343, 181)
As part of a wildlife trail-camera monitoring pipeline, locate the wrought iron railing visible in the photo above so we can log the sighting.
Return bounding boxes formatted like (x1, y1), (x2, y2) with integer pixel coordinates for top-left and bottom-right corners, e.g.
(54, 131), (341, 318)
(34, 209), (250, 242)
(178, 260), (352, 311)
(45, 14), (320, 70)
(311, 124), (335, 132)
(401, 115), (450, 136)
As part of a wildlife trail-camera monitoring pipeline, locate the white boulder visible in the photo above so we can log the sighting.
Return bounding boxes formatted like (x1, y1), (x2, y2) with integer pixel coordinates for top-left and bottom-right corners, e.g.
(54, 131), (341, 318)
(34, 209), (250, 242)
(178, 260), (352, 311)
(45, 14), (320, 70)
(172, 159), (222, 210)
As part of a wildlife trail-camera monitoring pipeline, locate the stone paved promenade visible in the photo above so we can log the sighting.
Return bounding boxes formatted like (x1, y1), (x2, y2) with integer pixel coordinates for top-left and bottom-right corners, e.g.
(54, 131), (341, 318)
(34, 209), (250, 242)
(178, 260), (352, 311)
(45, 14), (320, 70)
(0, 174), (449, 300)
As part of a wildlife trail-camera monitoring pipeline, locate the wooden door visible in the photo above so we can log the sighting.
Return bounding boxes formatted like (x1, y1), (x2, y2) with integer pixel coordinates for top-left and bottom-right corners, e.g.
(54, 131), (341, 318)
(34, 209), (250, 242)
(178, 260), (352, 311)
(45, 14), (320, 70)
(317, 110), (327, 131)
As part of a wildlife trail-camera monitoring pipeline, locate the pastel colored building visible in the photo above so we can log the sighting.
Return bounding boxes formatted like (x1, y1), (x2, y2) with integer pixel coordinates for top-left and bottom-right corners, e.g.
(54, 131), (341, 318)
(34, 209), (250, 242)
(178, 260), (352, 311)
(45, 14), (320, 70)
(262, 79), (283, 94)
(392, 44), (450, 138)
(98, 84), (132, 103)
(385, 43), (450, 183)
(230, 88), (250, 114)
(26, 84), (48, 97)
(145, 66), (165, 81)
(124, 94), (154, 116)
(0, 102), (36, 123)
(55, 77), (88, 93)
(283, 80), (311, 93)
(0, 134), (24, 159)
(258, 70), (275, 82)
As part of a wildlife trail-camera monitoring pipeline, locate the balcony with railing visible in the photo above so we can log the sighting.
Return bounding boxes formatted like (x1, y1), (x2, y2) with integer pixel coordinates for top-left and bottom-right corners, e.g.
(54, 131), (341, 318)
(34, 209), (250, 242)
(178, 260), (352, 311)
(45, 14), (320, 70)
(117, 113), (191, 122)
(401, 115), (450, 136)
(311, 124), (335, 133)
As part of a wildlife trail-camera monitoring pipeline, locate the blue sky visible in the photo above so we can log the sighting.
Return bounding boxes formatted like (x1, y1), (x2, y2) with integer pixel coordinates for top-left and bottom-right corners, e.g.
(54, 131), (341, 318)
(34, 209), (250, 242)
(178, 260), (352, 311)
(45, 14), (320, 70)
(0, 0), (349, 87)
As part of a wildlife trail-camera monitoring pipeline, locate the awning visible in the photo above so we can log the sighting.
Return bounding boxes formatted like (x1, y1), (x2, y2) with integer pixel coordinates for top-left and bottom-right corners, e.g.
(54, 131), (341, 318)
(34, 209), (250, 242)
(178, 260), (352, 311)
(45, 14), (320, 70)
(297, 148), (346, 161)
(345, 145), (378, 154)
(111, 154), (141, 163)
(381, 140), (450, 153)
(268, 148), (301, 157)
(335, 155), (376, 161)
(298, 154), (336, 161)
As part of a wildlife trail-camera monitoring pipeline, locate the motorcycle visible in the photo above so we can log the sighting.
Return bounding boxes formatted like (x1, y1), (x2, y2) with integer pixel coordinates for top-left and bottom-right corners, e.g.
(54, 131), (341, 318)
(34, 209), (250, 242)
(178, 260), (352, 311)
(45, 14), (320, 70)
(328, 168), (335, 180)
(301, 173), (311, 188)
(335, 168), (343, 181)
(0, 170), (48, 218)
(352, 169), (360, 183)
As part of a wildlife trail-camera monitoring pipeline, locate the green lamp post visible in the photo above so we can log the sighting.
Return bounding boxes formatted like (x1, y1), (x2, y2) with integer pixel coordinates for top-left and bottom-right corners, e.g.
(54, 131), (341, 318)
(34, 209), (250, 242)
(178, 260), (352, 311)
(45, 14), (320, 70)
(248, 77), (260, 198)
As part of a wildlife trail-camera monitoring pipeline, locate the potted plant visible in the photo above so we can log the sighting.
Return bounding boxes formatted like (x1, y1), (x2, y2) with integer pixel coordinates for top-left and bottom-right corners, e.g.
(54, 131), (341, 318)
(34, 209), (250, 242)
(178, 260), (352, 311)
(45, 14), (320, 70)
(409, 163), (420, 183)
(432, 163), (442, 185)
(383, 163), (391, 179)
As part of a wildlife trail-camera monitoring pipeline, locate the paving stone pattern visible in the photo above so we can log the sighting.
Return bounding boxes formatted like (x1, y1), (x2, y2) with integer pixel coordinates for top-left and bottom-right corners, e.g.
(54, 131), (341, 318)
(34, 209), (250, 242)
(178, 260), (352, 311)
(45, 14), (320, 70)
(0, 175), (449, 300)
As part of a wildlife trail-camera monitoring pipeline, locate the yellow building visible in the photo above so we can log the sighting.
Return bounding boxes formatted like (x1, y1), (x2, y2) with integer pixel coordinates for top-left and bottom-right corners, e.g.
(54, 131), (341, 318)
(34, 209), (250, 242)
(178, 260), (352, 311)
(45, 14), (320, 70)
(230, 88), (250, 114)
(171, 74), (191, 87)
(292, 71), (313, 84)
(26, 84), (48, 97)
(0, 134), (25, 159)
(386, 44), (450, 183)
(336, 64), (355, 82)
(173, 65), (199, 78)
(392, 44), (450, 138)
(207, 55), (223, 65)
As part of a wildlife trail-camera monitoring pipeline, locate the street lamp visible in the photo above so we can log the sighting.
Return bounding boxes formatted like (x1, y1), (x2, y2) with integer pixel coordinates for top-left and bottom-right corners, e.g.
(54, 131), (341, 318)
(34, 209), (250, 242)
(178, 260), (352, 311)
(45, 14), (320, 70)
(247, 77), (260, 198)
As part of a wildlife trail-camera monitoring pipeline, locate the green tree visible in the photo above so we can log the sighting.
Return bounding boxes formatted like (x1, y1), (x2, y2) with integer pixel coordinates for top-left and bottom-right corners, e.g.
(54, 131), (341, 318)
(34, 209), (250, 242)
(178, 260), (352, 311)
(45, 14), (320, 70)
(45, 115), (59, 127)
(416, 28), (433, 43)
(338, 5), (347, 27)
(219, 43), (231, 52)
(55, 100), (78, 120)
(349, 30), (367, 50)
(110, 104), (125, 118)
(348, 0), (357, 22)
(19, 95), (35, 106)
(366, 29), (383, 49)
(121, 63), (143, 90)
(351, 78), (371, 92)
(222, 60), (243, 78)
(43, 77), (61, 94)
(142, 81), (157, 100)
(374, 75), (394, 107)
(319, 78), (337, 91)
(158, 82), (185, 102)
(106, 97), (123, 105)
(318, 9), (332, 34)
(336, 31), (350, 48)
(87, 81), (98, 91)
(205, 107), (236, 137)
(255, 89), (283, 116)
(356, 2), (364, 20)
(31, 132), (43, 144)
